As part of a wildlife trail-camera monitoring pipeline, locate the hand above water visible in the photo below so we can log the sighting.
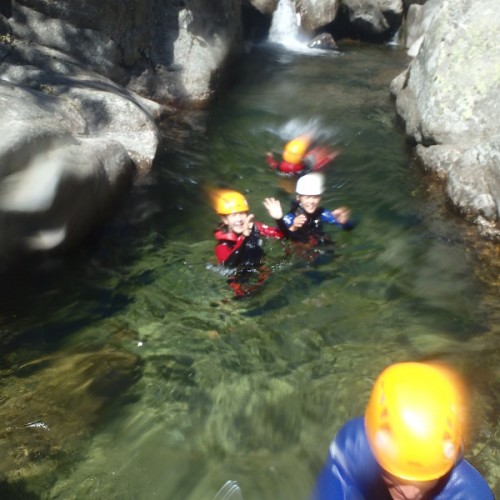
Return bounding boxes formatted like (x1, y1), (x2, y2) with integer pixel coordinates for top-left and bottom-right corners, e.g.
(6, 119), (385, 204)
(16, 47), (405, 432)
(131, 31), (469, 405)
(263, 197), (283, 220)
(290, 213), (307, 231)
(242, 213), (254, 236)
(332, 206), (351, 224)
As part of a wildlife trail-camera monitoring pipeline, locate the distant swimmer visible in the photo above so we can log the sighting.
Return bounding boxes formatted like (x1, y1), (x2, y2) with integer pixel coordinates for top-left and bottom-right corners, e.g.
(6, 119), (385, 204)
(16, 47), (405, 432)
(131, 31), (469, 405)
(266, 134), (339, 177)
(210, 189), (285, 298)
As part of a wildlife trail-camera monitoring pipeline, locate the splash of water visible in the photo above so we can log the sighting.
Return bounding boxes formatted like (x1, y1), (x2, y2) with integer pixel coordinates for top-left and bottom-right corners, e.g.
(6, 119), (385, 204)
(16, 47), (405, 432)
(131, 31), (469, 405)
(264, 117), (340, 147)
(267, 0), (334, 54)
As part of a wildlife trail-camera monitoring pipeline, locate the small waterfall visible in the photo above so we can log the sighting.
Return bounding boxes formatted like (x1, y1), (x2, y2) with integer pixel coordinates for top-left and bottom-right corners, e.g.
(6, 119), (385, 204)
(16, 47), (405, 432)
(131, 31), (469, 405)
(387, 28), (401, 46)
(268, 0), (303, 48)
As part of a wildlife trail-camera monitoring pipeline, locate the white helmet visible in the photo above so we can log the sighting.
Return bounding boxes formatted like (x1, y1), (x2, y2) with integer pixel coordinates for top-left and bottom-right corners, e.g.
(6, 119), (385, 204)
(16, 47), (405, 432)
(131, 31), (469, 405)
(296, 173), (324, 195)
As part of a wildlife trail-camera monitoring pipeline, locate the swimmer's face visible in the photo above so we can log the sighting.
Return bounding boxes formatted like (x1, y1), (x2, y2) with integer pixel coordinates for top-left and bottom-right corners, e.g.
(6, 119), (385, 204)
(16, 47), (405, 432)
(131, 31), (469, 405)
(297, 194), (321, 214)
(222, 211), (249, 235)
(382, 471), (439, 500)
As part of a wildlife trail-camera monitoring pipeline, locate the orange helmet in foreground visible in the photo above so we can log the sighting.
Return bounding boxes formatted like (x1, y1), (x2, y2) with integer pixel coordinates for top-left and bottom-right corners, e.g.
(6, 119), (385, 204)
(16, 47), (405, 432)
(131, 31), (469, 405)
(283, 135), (312, 164)
(211, 189), (249, 215)
(365, 362), (466, 482)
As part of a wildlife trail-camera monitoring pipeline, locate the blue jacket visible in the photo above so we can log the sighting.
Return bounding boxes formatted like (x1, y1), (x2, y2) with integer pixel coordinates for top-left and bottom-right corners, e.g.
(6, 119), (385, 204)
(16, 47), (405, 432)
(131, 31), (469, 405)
(312, 417), (494, 500)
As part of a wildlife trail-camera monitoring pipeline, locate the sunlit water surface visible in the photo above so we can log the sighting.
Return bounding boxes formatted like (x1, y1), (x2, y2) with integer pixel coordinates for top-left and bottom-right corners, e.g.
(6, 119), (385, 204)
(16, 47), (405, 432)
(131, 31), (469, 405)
(1, 42), (499, 499)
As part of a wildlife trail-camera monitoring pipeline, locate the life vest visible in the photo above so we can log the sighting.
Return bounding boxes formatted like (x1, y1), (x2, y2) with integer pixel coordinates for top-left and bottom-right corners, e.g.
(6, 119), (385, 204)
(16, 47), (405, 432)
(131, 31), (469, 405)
(289, 203), (330, 246)
(214, 223), (277, 268)
(277, 160), (309, 175)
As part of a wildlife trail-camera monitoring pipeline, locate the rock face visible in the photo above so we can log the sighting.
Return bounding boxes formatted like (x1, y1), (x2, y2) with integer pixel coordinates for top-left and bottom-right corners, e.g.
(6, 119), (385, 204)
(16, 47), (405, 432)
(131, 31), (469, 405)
(0, 80), (137, 264)
(162, 4), (243, 105)
(298, 0), (340, 33)
(0, 0), (245, 266)
(308, 32), (339, 50)
(258, 0), (402, 40)
(392, 0), (500, 240)
(5, 0), (244, 107)
(341, 0), (403, 39)
(248, 0), (279, 15)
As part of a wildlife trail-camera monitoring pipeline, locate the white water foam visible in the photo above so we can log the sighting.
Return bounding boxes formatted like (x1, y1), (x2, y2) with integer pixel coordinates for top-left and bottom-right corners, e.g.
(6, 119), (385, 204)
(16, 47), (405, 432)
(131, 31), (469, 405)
(267, 0), (341, 55)
(268, 0), (307, 51)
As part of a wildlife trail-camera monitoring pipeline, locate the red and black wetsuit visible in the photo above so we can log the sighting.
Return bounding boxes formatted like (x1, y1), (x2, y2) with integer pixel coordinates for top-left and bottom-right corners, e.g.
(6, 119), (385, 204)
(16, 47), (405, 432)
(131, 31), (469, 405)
(266, 147), (338, 177)
(214, 222), (284, 297)
(266, 154), (310, 176)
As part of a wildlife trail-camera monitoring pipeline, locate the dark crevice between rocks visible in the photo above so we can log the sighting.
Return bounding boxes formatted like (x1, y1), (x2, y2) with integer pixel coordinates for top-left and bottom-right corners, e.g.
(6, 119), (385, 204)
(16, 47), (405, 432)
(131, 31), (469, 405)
(241, 1), (272, 46)
(321, 5), (401, 44)
(0, 0), (11, 19)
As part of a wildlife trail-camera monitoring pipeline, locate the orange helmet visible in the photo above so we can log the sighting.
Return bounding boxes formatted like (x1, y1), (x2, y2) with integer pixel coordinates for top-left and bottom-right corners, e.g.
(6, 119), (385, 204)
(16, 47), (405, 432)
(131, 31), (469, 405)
(212, 189), (249, 215)
(283, 135), (312, 164)
(365, 362), (465, 481)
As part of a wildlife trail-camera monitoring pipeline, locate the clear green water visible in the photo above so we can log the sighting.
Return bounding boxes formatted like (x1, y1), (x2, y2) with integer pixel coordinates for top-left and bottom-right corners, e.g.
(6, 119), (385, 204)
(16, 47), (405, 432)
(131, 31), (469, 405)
(0, 43), (499, 499)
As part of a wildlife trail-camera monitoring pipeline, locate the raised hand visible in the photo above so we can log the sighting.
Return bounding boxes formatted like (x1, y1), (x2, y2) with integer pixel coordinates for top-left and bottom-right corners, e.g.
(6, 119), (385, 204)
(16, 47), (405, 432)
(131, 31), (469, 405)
(242, 213), (255, 236)
(263, 197), (283, 220)
(332, 206), (351, 224)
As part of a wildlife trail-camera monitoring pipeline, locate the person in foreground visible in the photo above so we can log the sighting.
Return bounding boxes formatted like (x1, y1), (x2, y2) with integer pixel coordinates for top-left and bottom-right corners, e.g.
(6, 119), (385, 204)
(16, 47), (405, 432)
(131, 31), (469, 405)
(266, 134), (339, 177)
(280, 172), (354, 247)
(212, 189), (284, 298)
(312, 361), (494, 500)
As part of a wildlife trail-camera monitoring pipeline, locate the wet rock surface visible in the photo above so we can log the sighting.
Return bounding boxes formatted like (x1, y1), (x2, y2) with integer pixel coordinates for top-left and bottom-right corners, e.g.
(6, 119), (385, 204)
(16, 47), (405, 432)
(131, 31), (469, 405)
(0, 0), (243, 268)
(393, 0), (500, 240)
(308, 32), (339, 50)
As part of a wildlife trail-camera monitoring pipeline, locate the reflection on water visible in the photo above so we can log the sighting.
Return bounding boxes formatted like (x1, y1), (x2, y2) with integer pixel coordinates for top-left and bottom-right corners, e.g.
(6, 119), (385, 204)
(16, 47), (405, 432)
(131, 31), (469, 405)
(0, 43), (499, 498)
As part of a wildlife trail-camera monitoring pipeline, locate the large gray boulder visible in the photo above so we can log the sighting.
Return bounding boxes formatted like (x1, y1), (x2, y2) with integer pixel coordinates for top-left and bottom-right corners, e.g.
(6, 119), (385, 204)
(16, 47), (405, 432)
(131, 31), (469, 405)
(0, 80), (136, 264)
(391, 0), (500, 239)
(341, 0), (403, 39)
(248, 0), (279, 15)
(0, 40), (163, 169)
(0, 0), (245, 265)
(0, 28), (166, 264)
(298, 0), (339, 33)
(7, 0), (245, 106)
(403, 1), (440, 56)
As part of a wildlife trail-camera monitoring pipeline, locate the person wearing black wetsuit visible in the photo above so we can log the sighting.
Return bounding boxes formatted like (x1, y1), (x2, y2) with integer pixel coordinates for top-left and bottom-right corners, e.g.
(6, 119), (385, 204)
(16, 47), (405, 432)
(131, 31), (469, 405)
(278, 173), (354, 256)
(212, 190), (284, 297)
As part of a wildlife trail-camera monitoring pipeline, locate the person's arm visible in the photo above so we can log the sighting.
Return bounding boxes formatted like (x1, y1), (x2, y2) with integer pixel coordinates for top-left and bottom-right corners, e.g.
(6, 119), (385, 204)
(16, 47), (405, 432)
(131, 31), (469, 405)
(277, 211), (308, 236)
(438, 459), (495, 499)
(265, 152), (279, 169)
(321, 207), (355, 230)
(255, 222), (284, 239)
(277, 216), (292, 236)
(312, 417), (384, 500)
(260, 197), (288, 238)
(263, 197), (283, 221)
(309, 147), (340, 172)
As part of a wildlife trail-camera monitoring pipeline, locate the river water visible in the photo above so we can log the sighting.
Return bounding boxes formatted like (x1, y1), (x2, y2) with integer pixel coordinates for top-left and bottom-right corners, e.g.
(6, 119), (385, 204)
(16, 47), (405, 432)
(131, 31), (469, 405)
(1, 41), (499, 499)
